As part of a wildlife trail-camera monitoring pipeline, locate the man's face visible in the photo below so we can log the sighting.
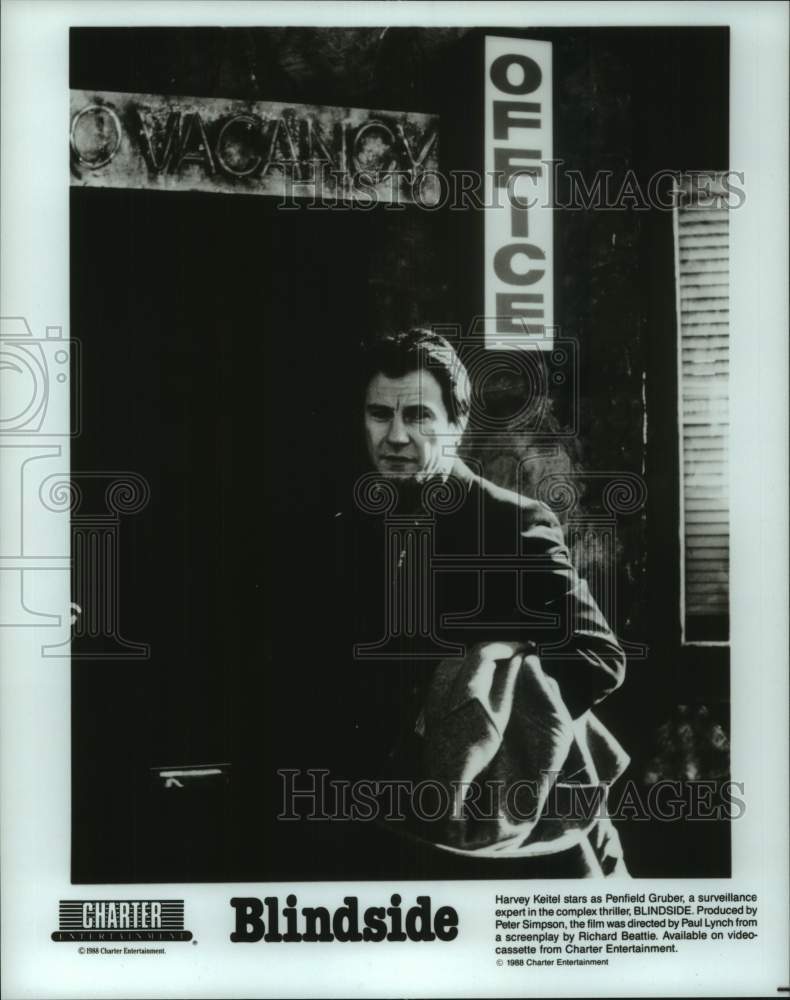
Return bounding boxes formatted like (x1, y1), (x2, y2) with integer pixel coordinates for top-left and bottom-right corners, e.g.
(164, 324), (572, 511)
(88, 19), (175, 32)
(364, 369), (465, 480)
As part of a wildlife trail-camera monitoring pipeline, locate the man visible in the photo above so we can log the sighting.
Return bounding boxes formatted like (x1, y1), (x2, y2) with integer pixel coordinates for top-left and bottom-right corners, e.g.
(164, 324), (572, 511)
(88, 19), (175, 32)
(317, 328), (629, 878)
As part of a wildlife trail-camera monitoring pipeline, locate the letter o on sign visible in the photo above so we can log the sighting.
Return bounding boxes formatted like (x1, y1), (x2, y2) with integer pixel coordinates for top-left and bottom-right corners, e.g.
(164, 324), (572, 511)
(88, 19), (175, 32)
(352, 122), (398, 173)
(489, 54), (542, 95)
(70, 105), (123, 168)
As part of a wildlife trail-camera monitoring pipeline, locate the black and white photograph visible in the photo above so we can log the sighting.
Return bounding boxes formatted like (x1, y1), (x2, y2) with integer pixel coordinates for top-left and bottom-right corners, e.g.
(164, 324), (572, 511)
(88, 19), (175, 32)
(67, 22), (733, 884)
(0, 3), (787, 997)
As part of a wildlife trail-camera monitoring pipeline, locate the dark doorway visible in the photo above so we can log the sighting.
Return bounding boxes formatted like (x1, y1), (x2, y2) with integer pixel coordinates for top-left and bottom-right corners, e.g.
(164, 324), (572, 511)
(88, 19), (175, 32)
(71, 188), (377, 881)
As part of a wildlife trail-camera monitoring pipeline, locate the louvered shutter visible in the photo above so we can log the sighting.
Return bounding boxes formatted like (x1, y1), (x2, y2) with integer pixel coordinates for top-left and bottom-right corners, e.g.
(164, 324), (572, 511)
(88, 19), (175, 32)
(674, 175), (730, 642)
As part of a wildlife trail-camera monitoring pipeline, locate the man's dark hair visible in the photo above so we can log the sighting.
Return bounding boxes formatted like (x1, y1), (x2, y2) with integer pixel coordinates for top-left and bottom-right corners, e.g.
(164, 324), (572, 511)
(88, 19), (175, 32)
(360, 328), (471, 426)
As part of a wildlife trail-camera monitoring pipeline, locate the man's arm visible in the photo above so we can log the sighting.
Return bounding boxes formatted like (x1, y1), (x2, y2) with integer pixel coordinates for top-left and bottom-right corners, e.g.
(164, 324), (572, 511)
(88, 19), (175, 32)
(519, 501), (626, 719)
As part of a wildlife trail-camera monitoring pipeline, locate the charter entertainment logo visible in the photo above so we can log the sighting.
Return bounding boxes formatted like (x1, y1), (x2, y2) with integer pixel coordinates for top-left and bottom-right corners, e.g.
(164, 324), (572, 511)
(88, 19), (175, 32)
(51, 900), (193, 942)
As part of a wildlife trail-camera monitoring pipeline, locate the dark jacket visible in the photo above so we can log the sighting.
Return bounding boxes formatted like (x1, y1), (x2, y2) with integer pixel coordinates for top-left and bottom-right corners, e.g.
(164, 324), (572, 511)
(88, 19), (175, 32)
(451, 459), (626, 718)
(331, 458), (626, 774)
(284, 459), (630, 874)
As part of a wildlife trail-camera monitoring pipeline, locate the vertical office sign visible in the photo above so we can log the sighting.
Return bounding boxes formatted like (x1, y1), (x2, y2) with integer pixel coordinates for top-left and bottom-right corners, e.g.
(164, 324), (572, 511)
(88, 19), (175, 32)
(485, 37), (553, 349)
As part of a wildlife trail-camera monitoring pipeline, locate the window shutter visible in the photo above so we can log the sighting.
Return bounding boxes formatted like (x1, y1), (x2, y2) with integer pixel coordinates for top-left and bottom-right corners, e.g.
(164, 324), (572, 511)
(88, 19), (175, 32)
(674, 175), (730, 642)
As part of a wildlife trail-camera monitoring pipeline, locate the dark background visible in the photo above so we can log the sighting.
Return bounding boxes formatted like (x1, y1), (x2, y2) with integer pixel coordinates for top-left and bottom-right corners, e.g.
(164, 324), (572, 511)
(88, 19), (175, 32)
(70, 26), (730, 882)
